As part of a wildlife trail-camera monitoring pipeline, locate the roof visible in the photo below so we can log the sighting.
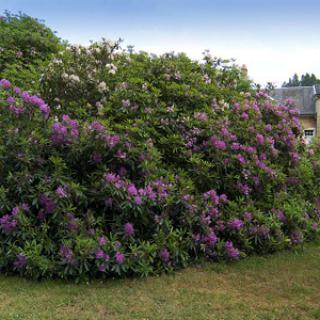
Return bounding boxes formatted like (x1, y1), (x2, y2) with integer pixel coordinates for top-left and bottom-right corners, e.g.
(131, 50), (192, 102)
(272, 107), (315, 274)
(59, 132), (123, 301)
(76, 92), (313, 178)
(271, 86), (317, 115)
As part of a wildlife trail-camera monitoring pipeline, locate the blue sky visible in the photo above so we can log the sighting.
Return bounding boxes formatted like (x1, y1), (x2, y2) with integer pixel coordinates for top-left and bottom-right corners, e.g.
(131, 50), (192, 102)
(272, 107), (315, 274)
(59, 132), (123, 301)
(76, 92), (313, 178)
(1, 0), (320, 85)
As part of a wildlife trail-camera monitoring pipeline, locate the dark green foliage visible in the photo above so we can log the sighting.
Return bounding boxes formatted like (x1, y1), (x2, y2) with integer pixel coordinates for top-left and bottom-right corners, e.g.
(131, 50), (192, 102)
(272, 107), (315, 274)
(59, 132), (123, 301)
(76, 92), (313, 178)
(0, 12), (63, 89)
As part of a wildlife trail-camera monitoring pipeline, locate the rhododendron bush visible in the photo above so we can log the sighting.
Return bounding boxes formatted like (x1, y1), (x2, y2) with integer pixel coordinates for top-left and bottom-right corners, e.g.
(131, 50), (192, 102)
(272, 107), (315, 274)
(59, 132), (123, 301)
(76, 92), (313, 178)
(0, 40), (319, 280)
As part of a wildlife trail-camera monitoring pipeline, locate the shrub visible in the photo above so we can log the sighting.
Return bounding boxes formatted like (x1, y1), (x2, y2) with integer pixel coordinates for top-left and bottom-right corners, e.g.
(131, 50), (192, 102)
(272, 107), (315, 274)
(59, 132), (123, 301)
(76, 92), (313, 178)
(0, 42), (319, 280)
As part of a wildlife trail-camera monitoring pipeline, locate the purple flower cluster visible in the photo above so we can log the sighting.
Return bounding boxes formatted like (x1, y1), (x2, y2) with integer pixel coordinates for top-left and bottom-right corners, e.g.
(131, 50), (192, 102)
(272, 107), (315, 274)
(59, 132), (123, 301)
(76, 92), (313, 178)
(202, 230), (218, 248)
(39, 194), (56, 214)
(95, 249), (110, 261)
(0, 205), (27, 234)
(98, 236), (107, 246)
(22, 92), (51, 119)
(203, 189), (228, 205)
(249, 225), (270, 237)
(290, 231), (304, 245)
(88, 121), (121, 149)
(0, 79), (11, 88)
(89, 120), (105, 133)
(51, 115), (79, 145)
(104, 173), (171, 205)
(66, 212), (79, 231)
(255, 159), (275, 176)
(225, 241), (240, 260)
(0, 79), (51, 118)
(256, 134), (265, 145)
(59, 245), (75, 264)
(159, 248), (170, 263)
(272, 208), (286, 223)
(194, 112), (208, 122)
(115, 252), (125, 264)
(51, 122), (67, 144)
(210, 136), (226, 150)
(94, 235), (111, 271)
(243, 212), (253, 222)
(14, 253), (28, 269)
(56, 186), (68, 198)
(123, 222), (134, 236)
(104, 135), (121, 149)
(0, 213), (18, 235)
(237, 182), (251, 196)
(289, 152), (300, 166)
(227, 218), (244, 231)
(236, 154), (247, 165)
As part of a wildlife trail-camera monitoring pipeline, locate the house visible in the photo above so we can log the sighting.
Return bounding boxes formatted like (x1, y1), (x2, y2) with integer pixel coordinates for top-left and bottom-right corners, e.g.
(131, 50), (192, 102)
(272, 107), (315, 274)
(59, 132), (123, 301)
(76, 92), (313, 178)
(271, 85), (320, 143)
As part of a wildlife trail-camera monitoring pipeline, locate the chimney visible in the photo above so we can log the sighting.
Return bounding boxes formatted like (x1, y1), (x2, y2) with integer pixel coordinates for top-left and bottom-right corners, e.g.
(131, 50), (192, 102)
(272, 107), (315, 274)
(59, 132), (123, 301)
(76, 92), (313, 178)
(241, 64), (248, 79)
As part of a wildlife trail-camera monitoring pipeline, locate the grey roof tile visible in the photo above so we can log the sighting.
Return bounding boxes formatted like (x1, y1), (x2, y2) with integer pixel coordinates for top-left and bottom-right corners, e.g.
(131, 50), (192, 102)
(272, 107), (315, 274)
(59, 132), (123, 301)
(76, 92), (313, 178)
(271, 86), (316, 115)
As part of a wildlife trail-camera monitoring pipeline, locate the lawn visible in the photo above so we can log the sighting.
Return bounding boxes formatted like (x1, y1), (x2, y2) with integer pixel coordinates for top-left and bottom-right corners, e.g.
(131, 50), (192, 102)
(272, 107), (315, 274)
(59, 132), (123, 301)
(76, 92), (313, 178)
(0, 242), (320, 320)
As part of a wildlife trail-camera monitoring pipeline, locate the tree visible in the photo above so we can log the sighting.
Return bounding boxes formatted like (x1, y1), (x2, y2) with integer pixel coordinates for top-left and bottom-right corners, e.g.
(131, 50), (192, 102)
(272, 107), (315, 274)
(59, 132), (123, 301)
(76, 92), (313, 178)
(282, 73), (320, 87)
(0, 11), (64, 89)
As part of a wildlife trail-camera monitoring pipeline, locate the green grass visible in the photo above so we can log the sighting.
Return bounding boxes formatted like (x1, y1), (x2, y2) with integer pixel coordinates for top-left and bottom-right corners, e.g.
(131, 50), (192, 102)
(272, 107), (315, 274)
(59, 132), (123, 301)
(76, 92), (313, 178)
(0, 242), (320, 320)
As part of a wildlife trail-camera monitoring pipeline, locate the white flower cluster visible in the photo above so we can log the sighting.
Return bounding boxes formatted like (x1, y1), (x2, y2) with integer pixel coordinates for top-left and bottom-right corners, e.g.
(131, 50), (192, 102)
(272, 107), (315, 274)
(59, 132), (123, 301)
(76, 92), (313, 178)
(62, 73), (80, 83)
(97, 81), (108, 93)
(52, 58), (63, 65)
(106, 63), (117, 75)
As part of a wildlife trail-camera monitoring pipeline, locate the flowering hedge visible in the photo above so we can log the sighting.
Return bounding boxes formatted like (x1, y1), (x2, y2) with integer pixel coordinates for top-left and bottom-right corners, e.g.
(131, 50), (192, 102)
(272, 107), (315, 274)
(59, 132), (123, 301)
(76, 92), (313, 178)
(0, 41), (319, 280)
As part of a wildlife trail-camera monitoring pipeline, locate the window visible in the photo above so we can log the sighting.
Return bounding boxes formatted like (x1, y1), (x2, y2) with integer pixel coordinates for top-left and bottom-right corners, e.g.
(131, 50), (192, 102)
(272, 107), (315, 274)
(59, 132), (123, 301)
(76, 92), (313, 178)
(304, 129), (315, 136)
(303, 128), (315, 144)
